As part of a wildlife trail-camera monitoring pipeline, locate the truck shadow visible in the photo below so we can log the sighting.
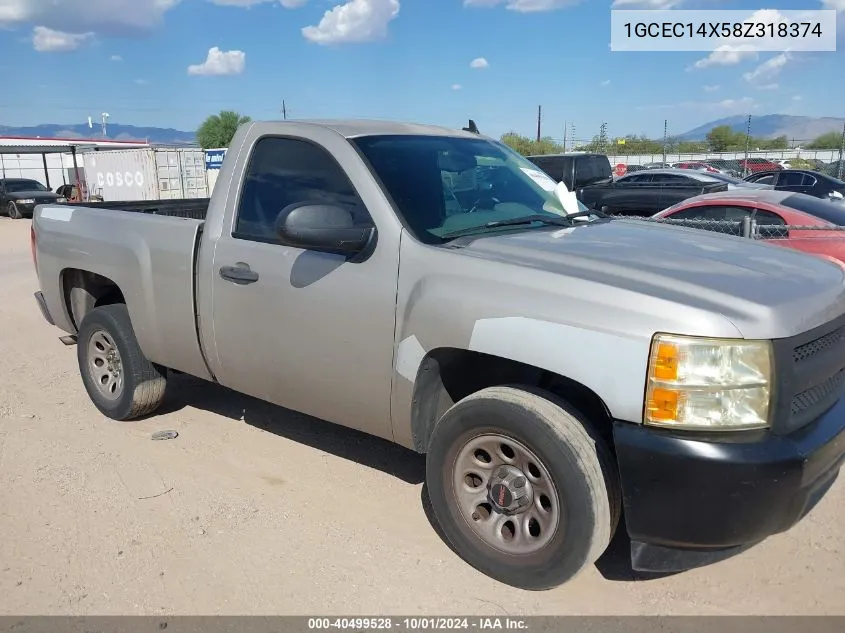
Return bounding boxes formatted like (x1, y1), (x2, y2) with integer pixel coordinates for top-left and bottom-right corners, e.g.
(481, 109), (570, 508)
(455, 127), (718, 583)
(158, 373), (665, 583)
(157, 373), (426, 485)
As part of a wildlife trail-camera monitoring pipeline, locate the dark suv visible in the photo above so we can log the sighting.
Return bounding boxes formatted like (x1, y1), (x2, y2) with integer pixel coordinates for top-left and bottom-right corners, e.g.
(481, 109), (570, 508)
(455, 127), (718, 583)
(526, 153), (613, 191)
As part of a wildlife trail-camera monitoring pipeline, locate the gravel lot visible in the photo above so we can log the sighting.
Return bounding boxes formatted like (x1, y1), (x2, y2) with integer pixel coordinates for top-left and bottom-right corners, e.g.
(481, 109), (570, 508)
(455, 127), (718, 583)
(0, 216), (843, 615)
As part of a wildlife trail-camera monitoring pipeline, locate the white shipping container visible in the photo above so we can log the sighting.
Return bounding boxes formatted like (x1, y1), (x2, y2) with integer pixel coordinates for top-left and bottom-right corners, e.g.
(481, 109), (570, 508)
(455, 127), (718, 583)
(82, 148), (209, 201)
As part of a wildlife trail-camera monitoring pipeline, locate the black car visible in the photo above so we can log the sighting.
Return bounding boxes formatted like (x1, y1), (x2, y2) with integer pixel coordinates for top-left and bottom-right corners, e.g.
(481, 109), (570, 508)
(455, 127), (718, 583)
(576, 169), (727, 216)
(0, 178), (61, 219)
(743, 169), (845, 202)
(526, 152), (613, 191)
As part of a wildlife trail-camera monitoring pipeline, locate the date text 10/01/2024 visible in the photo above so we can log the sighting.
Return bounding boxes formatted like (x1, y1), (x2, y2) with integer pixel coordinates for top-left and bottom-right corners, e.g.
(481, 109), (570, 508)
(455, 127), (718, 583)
(623, 21), (824, 39)
(307, 618), (528, 630)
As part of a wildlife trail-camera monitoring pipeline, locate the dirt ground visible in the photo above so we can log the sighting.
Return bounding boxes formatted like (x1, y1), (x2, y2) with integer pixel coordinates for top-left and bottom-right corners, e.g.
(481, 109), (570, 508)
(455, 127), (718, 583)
(0, 216), (843, 616)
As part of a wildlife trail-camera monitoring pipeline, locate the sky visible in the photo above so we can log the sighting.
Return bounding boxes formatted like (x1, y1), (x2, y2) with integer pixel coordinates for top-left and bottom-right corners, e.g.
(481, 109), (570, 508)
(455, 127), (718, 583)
(0, 0), (843, 142)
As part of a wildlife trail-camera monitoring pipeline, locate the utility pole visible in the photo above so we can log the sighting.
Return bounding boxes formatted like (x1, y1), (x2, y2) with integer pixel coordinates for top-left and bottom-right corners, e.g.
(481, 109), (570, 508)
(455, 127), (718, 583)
(839, 121), (845, 180)
(662, 119), (668, 165)
(536, 105), (542, 143)
(562, 121), (567, 152)
(282, 100), (287, 120)
(743, 115), (752, 177)
(598, 121), (608, 154)
(570, 123), (576, 150)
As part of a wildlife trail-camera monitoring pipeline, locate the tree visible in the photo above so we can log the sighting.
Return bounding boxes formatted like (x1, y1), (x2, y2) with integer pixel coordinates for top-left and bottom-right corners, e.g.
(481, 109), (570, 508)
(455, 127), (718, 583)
(196, 110), (252, 149)
(808, 132), (843, 150)
(706, 125), (743, 152)
(500, 132), (562, 156)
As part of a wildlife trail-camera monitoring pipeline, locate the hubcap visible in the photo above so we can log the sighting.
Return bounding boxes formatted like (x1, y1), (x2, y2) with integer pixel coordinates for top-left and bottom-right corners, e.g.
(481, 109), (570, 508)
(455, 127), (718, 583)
(452, 434), (561, 555)
(87, 329), (124, 401)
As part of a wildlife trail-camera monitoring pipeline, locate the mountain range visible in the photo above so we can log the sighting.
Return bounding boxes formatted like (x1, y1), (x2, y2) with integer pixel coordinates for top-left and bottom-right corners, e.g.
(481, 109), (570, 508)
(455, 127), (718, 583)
(2, 115), (843, 146)
(676, 115), (845, 143)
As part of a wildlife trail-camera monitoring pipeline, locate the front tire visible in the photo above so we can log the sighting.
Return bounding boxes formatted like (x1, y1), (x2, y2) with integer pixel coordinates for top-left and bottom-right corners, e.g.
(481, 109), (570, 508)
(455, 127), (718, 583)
(426, 386), (619, 591)
(7, 202), (22, 219)
(77, 304), (167, 420)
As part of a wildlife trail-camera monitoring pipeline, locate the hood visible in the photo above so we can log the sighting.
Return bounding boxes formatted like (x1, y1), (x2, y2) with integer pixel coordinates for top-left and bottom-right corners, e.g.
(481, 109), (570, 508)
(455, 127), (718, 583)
(7, 190), (59, 200)
(452, 218), (845, 340)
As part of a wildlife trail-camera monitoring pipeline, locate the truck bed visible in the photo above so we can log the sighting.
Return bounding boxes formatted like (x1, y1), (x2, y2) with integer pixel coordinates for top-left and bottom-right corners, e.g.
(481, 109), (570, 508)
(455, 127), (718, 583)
(66, 197), (210, 220)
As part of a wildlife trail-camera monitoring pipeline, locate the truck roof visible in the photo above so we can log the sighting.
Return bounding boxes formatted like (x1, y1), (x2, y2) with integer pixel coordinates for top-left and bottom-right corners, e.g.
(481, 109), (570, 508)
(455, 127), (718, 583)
(259, 119), (482, 140)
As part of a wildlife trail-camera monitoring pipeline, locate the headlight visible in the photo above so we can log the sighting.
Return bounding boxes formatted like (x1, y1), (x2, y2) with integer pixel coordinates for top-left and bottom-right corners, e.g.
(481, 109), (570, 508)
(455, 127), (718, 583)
(644, 333), (772, 431)
(16, 198), (35, 205)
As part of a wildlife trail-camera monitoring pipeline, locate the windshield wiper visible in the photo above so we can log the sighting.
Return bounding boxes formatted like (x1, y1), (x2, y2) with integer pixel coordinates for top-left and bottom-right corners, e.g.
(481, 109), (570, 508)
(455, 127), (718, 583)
(440, 211), (606, 239)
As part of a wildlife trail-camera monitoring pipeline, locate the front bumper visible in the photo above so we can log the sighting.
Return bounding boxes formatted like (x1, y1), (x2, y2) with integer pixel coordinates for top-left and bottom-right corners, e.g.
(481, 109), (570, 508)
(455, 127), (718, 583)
(613, 394), (845, 572)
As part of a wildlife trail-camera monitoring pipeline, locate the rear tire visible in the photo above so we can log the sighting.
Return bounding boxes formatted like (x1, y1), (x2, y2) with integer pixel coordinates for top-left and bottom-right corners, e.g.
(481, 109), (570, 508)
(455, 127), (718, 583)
(77, 304), (167, 420)
(7, 202), (22, 220)
(426, 386), (619, 591)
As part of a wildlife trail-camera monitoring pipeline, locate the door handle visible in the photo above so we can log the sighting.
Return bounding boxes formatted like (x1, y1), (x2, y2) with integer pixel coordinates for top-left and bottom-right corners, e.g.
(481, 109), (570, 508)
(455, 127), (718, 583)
(219, 263), (259, 285)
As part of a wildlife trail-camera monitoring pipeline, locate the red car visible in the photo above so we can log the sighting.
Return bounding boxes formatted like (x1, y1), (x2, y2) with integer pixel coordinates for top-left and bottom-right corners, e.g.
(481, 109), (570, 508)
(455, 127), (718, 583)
(653, 189), (845, 265)
(738, 158), (782, 173)
(675, 161), (720, 174)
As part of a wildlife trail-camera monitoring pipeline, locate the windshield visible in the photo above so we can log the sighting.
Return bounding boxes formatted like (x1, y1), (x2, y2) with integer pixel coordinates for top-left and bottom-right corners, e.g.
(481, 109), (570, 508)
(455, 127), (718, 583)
(352, 134), (590, 243)
(3, 179), (49, 193)
(780, 193), (845, 225)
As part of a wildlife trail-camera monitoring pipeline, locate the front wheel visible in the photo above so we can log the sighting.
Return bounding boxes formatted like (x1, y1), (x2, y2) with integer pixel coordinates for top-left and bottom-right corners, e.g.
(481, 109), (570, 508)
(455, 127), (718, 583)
(77, 304), (167, 420)
(7, 202), (22, 219)
(426, 386), (620, 591)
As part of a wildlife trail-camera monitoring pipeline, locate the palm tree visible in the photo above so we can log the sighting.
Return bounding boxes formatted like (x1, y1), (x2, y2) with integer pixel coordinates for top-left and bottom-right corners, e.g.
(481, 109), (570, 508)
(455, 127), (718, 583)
(196, 110), (252, 149)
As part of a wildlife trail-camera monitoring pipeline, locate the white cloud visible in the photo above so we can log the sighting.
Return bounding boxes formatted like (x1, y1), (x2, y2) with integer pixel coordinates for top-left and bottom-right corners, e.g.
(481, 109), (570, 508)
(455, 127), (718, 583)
(600, 79), (611, 86)
(755, 83), (780, 91)
(821, 0), (845, 11)
(208, 0), (308, 7)
(637, 96), (757, 113)
(451, 84), (462, 90)
(187, 47), (246, 75)
(0, 0), (180, 36)
(302, 0), (399, 44)
(32, 26), (93, 52)
(464, 0), (581, 11)
(703, 84), (720, 92)
(743, 52), (789, 84)
(611, 0), (684, 7)
(110, 54), (123, 61)
(689, 45), (758, 69)
(470, 57), (489, 69)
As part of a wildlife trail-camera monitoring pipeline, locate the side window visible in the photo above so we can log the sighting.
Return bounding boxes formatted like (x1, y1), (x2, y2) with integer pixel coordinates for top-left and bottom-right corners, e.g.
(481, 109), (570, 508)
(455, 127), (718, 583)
(722, 206), (753, 220)
(618, 173), (652, 184)
(754, 209), (786, 225)
(670, 205), (725, 220)
(652, 173), (694, 185)
(234, 137), (370, 243)
(780, 172), (806, 187)
(752, 174), (776, 185)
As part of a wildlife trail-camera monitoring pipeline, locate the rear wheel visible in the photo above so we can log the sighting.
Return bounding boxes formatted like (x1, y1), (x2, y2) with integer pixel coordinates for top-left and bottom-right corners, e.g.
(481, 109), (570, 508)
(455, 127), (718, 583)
(77, 304), (167, 420)
(7, 202), (22, 219)
(426, 386), (619, 591)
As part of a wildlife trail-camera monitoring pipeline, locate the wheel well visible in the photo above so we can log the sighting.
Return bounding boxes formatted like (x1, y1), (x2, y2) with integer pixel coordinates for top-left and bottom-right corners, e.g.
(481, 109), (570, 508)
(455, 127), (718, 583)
(61, 268), (125, 331)
(410, 348), (614, 454)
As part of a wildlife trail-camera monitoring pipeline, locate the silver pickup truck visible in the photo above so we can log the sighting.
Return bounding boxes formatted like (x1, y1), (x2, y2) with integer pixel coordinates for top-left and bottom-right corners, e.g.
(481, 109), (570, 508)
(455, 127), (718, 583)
(32, 120), (845, 591)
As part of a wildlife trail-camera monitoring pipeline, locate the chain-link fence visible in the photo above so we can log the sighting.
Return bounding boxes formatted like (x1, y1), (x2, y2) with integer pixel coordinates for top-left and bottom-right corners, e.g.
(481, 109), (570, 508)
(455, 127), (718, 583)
(610, 215), (845, 240)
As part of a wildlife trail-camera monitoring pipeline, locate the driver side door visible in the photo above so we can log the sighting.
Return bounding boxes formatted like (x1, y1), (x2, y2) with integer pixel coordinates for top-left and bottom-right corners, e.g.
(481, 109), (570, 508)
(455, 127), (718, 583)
(206, 135), (401, 440)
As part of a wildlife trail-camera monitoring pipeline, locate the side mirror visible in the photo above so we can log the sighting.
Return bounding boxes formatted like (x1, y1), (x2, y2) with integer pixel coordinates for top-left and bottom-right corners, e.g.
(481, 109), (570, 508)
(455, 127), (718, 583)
(274, 203), (374, 255)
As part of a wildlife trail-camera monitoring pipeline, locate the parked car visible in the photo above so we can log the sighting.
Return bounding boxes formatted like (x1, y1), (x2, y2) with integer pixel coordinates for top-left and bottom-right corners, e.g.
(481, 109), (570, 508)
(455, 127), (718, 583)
(32, 119), (845, 591)
(641, 162), (672, 169)
(1, 178), (62, 219)
(578, 168), (728, 215)
(675, 161), (724, 174)
(654, 190), (845, 263)
(739, 157), (783, 174)
(743, 169), (845, 202)
(525, 152), (612, 190)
